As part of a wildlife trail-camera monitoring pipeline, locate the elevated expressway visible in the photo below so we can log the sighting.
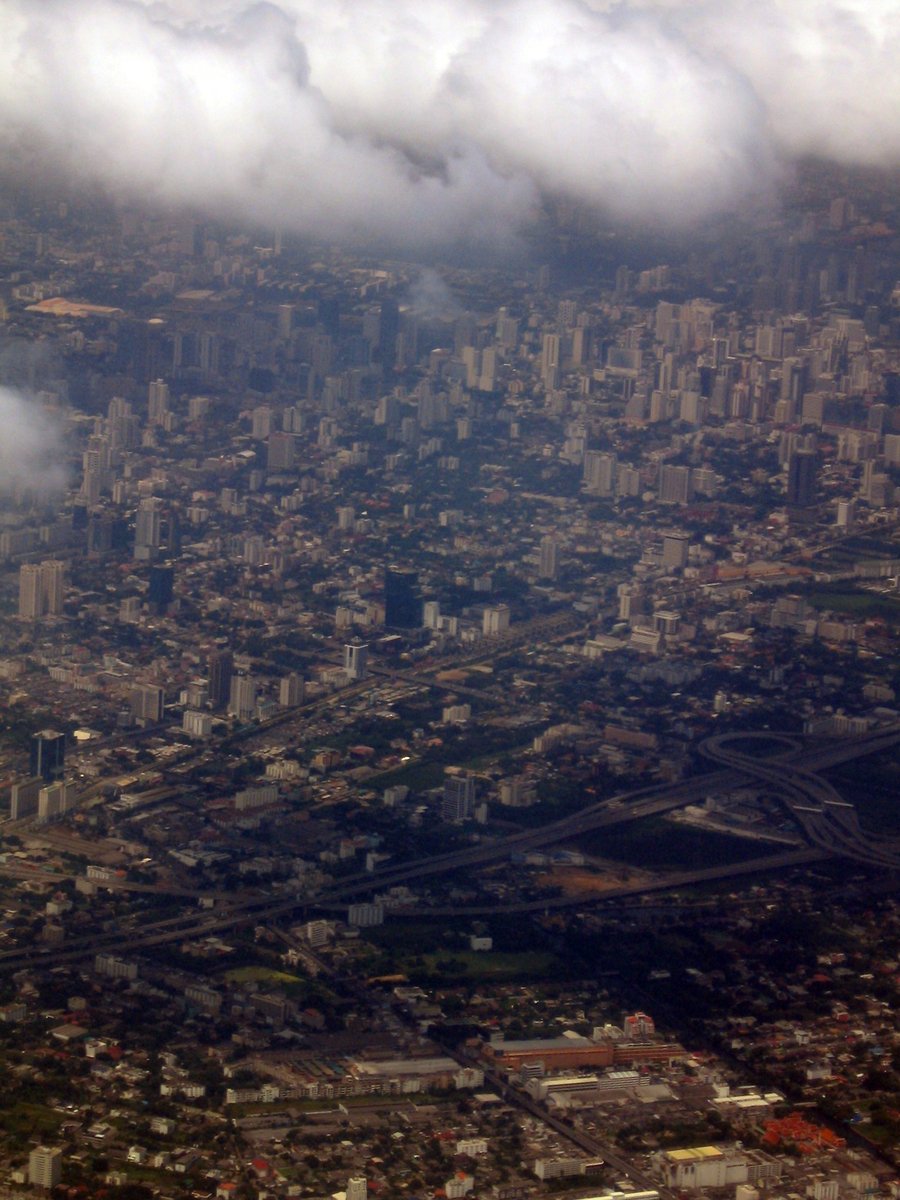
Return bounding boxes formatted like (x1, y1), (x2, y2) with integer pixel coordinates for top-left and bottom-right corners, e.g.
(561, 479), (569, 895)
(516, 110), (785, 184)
(699, 730), (900, 870)
(1, 726), (896, 972)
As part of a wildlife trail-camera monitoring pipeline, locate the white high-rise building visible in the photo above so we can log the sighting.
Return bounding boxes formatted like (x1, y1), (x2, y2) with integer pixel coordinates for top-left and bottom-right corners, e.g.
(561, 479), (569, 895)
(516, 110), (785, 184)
(483, 605), (511, 636)
(344, 642), (369, 681)
(18, 560), (66, 619)
(37, 781), (70, 823)
(29, 1146), (62, 1189)
(134, 497), (162, 560)
(148, 378), (170, 426)
(347, 1179), (368, 1200)
(228, 675), (258, 721)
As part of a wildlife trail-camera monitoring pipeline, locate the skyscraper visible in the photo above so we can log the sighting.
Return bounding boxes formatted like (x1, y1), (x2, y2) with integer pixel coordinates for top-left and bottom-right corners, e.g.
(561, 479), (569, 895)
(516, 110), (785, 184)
(207, 650), (233, 710)
(148, 564), (174, 614)
(384, 567), (420, 629)
(30, 730), (66, 783)
(787, 449), (818, 508)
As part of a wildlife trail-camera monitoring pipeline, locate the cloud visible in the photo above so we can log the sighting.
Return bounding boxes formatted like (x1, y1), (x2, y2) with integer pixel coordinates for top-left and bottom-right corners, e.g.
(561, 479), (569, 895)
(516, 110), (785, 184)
(0, 0), (899, 247)
(0, 387), (68, 498)
(405, 270), (463, 321)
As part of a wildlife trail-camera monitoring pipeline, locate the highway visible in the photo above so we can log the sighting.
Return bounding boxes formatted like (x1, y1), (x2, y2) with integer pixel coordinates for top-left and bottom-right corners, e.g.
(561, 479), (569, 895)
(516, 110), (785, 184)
(700, 731), (900, 870)
(1, 725), (896, 974)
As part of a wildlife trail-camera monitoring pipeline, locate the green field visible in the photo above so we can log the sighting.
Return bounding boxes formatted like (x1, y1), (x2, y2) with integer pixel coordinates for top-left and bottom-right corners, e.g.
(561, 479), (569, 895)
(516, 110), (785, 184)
(577, 815), (779, 871)
(806, 587), (900, 621)
(224, 966), (305, 986)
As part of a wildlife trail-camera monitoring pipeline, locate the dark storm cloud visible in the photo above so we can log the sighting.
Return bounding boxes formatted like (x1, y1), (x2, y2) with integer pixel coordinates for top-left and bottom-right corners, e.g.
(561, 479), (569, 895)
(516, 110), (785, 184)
(1, 0), (899, 244)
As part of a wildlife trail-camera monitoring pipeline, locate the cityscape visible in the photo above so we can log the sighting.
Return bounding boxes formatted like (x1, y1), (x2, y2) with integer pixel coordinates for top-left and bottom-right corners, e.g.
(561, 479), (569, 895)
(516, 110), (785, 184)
(0, 3), (900, 1200)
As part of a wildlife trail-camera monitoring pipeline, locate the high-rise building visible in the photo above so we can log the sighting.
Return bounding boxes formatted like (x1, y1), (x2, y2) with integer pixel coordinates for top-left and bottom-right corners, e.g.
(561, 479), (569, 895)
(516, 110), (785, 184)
(279, 674), (305, 707)
(10, 776), (42, 820)
(18, 560), (65, 619)
(130, 684), (164, 724)
(30, 730), (66, 783)
(228, 675), (257, 721)
(207, 650), (233, 710)
(661, 533), (689, 571)
(787, 449), (818, 508)
(347, 1179), (368, 1200)
(267, 430), (295, 472)
(134, 497), (162, 561)
(18, 564), (42, 619)
(148, 564), (174, 614)
(28, 1146), (62, 1189)
(483, 605), (511, 636)
(384, 567), (420, 629)
(583, 450), (617, 497)
(148, 378), (170, 426)
(538, 536), (559, 581)
(38, 781), (71, 823)
(658, 464), (692, 505)
(344, 642), (369, 681)
(442, 772), (475, 823)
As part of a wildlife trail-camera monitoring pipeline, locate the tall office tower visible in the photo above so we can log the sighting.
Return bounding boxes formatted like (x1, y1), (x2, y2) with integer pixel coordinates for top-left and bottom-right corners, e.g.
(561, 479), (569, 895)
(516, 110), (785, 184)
(228, 674), (258, 721)
(658, 464), (693, 505)
(134, 497), (162, 561)
(787, 449), (818, 508)
(538, 536), (559, 580)
(384, 567), (421, 629)
(28, 1146), (62, 1189)
(267, 431), (295, 472)
(347, 1179), (368, 1200)
(30, 730), (66, 783)
(442, 772), (475, 823)
(207, 650), (233, 709)
(662, 533), (689, 571)
(279, 673), (305, 707)
(344, 641), (369, 681)
(130, 684), (164, 724)
(148, 564), (174, 614)
(148, 378), (170, 426)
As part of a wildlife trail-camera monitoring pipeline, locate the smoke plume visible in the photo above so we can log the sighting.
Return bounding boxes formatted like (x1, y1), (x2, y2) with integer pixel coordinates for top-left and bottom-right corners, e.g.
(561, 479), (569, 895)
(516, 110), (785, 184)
(0, 0), (899, 245)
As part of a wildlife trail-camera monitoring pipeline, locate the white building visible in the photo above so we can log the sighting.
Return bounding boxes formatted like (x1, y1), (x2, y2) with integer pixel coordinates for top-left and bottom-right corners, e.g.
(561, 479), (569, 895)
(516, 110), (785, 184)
(29, 1146), (62, 1189)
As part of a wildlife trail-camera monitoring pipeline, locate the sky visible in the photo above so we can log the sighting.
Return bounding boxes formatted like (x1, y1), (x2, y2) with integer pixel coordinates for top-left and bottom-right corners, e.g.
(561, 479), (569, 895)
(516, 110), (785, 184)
(0, 0), (899, 247)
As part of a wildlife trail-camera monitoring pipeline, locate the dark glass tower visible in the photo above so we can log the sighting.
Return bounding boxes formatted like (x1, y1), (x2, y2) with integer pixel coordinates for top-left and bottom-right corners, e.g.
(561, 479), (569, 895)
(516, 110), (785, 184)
(30, 730), (65, 783)
(384, 567), (421, 629)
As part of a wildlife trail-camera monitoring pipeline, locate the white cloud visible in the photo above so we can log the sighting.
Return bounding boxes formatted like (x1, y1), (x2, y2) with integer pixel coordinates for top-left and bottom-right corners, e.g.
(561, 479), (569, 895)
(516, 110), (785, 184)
(0, 387), (68, 498)
(0, 0), (898, 246)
